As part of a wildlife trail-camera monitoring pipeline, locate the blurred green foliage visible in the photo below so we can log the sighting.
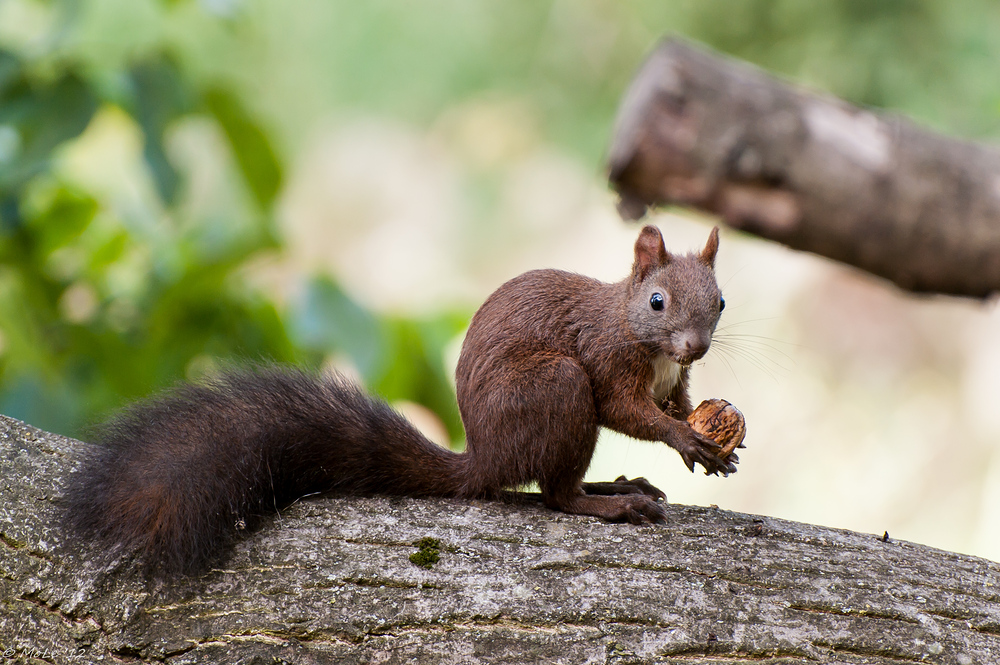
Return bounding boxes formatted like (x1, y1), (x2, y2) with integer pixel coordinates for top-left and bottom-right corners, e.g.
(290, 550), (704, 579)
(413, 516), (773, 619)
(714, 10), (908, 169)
(1, 0), (998, 439)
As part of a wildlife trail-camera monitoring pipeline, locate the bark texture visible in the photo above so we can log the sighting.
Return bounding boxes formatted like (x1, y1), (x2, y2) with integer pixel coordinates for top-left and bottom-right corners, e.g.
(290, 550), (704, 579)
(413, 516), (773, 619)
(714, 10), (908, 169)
(2, 412), (999, 664)
(608, 38), (1000, 299)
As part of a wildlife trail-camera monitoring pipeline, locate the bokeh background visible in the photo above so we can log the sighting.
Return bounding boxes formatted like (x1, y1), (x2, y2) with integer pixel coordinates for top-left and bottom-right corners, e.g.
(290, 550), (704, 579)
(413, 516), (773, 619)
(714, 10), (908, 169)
(2, 0), (999, 561)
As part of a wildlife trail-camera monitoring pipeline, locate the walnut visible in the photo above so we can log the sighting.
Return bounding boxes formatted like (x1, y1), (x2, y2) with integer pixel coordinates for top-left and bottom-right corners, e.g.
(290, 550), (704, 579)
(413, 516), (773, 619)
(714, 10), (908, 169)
(687, 399), (746, 459)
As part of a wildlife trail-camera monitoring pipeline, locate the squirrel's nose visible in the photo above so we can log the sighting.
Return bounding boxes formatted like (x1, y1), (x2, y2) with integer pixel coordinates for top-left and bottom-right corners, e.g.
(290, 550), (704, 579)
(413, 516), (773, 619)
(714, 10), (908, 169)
(674, 330), (711, 364)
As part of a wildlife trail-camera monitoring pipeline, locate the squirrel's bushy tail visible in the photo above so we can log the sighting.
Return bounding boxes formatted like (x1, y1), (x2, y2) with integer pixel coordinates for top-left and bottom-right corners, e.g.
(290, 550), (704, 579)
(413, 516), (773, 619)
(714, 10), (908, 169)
(64, 366), (466, 573)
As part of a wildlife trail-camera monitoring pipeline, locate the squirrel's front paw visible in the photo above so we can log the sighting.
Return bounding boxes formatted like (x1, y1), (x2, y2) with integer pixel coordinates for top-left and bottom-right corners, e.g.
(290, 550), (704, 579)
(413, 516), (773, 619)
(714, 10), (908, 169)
(671, 425), (737, 477)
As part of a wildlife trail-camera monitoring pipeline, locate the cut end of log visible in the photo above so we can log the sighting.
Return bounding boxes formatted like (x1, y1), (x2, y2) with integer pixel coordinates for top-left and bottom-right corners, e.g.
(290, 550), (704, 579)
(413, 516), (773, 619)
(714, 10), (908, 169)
(687, 398), (747, 459)
(615, 193), (650, 220)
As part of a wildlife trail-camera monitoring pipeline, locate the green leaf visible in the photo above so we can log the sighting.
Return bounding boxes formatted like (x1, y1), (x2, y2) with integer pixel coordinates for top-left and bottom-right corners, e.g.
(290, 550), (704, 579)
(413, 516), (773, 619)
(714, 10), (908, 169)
(22, 185), (98, 258)
(0, 50), (98, 196)
(130, 55), (192, 205)
(375, 315), (468, 445)
(203, 86), (282, 211)
(0, 51), (20, 95)
(289, 276), (385, 380)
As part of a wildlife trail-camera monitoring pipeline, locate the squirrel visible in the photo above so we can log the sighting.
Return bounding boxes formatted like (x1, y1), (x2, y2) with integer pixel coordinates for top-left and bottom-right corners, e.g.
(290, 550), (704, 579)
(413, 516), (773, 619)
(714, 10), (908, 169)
(64, 224), (736, 573)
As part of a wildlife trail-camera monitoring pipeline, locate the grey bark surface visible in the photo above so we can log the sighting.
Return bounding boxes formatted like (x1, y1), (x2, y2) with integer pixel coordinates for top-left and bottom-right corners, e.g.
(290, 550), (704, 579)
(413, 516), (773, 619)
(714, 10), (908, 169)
(2, 412), (998, 664)
(608, 38), (1000, 299)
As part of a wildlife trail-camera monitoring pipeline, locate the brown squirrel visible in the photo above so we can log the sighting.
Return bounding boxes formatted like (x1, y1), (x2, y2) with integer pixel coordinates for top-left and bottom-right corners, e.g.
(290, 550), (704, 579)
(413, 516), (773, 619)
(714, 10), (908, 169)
(65, 225), (735, 573)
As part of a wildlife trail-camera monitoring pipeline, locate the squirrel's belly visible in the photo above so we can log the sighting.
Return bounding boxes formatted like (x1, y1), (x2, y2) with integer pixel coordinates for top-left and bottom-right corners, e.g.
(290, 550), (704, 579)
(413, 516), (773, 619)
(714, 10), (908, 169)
(650, 353), (682, 402)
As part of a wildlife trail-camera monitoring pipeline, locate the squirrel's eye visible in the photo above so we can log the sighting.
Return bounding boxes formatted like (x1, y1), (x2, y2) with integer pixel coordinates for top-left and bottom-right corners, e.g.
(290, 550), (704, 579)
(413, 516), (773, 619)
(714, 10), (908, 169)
(649, 292), (665, 311)
(719, 296), (726, 312)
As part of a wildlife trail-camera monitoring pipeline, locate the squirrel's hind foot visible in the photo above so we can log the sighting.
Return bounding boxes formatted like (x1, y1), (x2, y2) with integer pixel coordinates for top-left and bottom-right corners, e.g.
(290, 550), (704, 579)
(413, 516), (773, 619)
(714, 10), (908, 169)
(545, 492), (667, 526)
(581, 476), (666, 502)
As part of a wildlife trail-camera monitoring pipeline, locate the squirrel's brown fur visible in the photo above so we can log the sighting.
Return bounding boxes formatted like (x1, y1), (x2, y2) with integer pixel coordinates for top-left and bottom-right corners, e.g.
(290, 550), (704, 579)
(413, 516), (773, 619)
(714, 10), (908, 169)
(65, 225), (734, 573)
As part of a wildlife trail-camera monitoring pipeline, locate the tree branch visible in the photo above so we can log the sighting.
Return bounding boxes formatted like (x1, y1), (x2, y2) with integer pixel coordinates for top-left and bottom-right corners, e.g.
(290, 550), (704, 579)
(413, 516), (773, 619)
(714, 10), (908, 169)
(2, 414), (999, 663)
(608, 38), (1000, 299)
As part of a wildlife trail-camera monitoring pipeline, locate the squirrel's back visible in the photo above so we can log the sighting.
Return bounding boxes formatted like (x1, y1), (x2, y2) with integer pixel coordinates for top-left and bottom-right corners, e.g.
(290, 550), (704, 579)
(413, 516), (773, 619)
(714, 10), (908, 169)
(458, 269), (615, 362)
(65, 366), (464, 573)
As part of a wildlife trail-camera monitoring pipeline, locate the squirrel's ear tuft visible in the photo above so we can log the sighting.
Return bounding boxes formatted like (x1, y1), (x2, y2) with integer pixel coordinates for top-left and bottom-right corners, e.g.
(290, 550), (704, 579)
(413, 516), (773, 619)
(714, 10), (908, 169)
(700, 226), (720, 268)
(633, 225), (669, 281)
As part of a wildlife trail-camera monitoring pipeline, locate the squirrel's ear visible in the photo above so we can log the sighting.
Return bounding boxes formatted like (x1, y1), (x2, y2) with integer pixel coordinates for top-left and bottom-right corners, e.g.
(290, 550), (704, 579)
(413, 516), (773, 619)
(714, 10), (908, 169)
(633, 225), (669, 281)
(700, 226), (720, 268)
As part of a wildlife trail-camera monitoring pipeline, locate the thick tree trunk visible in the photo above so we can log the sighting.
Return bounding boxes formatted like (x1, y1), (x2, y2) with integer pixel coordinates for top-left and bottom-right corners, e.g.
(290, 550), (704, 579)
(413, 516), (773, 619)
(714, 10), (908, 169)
(2, 414), (998, 663)
(608, 38), (1000, 299)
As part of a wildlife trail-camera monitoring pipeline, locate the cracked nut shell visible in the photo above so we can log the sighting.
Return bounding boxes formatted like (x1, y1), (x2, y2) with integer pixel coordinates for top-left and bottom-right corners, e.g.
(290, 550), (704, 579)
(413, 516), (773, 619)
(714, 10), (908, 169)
(687, 399), (746, 459)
